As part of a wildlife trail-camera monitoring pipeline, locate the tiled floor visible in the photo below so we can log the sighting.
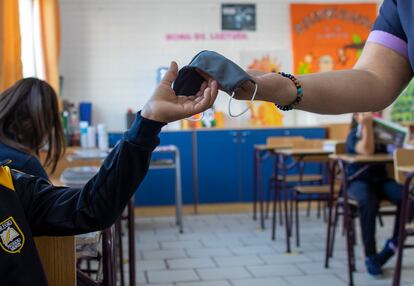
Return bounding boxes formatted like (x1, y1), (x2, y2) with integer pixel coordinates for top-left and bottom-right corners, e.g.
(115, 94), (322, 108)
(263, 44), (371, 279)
(133, 211), (414, 286)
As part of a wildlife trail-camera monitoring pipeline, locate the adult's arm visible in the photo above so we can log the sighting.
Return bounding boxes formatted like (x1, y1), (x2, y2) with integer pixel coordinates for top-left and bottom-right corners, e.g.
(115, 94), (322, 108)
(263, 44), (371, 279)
(236, 0), (413, 114)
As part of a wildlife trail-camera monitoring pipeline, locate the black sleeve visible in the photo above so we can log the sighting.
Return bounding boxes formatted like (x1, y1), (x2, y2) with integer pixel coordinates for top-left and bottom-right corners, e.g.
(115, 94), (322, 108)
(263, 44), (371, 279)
(13, 113), (165, 236)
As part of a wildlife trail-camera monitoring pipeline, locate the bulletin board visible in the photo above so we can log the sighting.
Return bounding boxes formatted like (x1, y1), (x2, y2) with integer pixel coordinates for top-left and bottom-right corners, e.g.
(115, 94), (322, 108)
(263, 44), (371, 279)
(290, 3), (377, 75)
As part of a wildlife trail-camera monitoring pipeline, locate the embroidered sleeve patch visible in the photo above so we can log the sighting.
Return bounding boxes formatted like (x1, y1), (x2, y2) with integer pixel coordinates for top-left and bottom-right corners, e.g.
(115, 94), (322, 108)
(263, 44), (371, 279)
(0, 217), (25, 253)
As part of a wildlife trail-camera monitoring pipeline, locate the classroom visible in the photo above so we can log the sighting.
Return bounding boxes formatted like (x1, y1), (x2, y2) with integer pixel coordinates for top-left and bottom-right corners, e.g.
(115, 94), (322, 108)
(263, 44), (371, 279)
(1, 0), (414, 285)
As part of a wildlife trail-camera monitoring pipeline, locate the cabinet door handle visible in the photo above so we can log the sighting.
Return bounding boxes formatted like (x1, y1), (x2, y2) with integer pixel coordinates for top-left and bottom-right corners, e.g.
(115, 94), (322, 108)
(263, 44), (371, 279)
(241, 131), (250, 137)
(230, 131), (238, 136)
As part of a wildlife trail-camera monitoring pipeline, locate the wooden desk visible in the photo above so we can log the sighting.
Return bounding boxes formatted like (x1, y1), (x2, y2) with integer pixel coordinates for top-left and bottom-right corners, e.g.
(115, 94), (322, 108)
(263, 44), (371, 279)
(252, 144), (293, 230)
(329, 153), (393, 164)
(255, 144), (291, 151)
(277, 148), (332, 162)
(37, 148), (94, 286)
(277, 148), (332, 156)
(273, 148), (332, 252)
(34, 174), (76, 285)
(34, 237), (76, 286)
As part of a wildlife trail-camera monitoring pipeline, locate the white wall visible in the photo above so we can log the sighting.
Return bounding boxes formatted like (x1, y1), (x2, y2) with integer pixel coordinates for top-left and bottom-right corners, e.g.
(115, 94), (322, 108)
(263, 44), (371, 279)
(60, 0), (381, 131)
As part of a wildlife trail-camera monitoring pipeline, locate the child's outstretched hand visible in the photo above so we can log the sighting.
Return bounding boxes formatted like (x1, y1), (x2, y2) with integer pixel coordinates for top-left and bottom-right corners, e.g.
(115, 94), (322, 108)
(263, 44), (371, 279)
(142, 61), (218, 123)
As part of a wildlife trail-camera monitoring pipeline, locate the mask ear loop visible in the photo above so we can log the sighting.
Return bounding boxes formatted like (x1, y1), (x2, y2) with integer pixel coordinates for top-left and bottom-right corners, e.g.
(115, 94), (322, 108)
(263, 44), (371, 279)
(228, 82), (258, 117)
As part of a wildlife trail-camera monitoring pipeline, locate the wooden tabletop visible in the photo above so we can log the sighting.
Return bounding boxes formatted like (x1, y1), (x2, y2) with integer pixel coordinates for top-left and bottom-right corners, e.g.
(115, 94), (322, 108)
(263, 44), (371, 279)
(254, 144), (292, 151)
(397, 165), (414, 173)
(329, 153), (393, 164)
(276, 148), (332, 156)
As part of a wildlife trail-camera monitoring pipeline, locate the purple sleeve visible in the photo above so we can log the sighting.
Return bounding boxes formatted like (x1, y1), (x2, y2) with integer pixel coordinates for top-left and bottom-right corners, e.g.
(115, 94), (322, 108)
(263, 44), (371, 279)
(368, 0), (408, 58)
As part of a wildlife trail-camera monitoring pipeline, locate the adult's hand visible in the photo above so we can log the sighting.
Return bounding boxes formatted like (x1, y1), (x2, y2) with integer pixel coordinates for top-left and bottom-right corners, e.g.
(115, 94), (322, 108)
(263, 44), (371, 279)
(142, 62), (218, 123)
(196, 68), (295, 105)
(234, 71), (296, 106)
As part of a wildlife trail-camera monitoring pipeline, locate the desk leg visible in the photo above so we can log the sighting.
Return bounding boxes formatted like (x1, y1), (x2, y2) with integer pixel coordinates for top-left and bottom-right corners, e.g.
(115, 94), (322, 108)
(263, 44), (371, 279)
(276, 156), (291, 253)
(338, 160), (354, 286)
(258, 150), (265, 230)
(325, 160), (337, 268)
(393, 173), (414, 286)
(282, 157), (291, 253)
(272, 155), (280, 241)
(192, 131), (199, 214)
(253, 149), (258, 221)
(175, 150), (184, 234)
(128, 199), (136, 286)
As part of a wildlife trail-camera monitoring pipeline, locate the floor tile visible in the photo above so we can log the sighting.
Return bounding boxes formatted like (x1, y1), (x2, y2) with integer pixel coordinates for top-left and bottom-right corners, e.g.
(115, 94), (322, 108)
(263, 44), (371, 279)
(147, 270), (199, 283)
(133, 212), (414, 285)
(196, 267), (252, 280)
(167, 257), (216, 269)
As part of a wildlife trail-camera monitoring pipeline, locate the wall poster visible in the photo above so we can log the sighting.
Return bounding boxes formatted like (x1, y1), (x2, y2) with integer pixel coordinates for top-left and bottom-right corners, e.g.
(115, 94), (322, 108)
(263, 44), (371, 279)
(222, 4), (256, 31)
(291, 4), (377, 74)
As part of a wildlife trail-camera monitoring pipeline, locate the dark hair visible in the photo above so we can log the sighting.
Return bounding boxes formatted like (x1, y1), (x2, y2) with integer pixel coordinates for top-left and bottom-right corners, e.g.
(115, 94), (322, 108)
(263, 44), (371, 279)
(0, 78), (65, 173)
(350, 113), (358, 130)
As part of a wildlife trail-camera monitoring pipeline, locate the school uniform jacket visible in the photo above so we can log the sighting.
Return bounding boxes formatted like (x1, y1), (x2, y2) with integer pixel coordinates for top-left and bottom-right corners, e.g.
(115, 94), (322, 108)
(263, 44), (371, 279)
(0, 113), (165, 286)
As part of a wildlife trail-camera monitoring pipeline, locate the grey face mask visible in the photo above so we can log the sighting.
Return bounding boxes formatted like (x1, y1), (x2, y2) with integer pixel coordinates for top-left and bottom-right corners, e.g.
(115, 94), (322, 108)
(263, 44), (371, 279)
(173, 51), (257, 117)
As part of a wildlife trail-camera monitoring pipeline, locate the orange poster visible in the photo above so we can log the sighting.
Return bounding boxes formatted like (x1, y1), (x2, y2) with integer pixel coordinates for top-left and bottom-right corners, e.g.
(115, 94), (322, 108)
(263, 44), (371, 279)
(291, 4), (377, 74)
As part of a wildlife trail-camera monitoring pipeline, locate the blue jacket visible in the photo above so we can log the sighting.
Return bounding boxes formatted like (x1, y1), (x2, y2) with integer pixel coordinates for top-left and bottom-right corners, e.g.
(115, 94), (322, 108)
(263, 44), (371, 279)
(346, 126), (388, 180)
(0, 142), (48, 180)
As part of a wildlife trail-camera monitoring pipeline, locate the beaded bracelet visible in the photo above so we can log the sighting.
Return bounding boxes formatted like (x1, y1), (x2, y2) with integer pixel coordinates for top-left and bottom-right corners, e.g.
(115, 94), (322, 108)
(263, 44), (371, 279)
(275, 72), (303, 111)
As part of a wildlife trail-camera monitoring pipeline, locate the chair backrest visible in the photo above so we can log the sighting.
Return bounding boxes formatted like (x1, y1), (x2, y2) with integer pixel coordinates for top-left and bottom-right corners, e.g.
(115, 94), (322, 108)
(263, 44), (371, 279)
(266, 136), (304, 148)
(324, 123), (351, 141)
(393, 148), (414, 184)
(334, 142), (347, 154)
(292, 139), (324, 149)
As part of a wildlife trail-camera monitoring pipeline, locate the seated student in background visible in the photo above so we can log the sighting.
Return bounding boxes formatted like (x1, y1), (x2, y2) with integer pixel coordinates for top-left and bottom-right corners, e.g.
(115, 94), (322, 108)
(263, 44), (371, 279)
(0, 62), (218, 286)
(346, 112), (402, 277)
(0, 77), (65, 180)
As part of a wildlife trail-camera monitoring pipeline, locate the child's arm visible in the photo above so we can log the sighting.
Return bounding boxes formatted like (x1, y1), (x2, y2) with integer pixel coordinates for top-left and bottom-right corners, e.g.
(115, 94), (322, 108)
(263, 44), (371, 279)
(11, 62), (218, 236)
(355, 114), (375, 155)
(13, 113), (164, 236)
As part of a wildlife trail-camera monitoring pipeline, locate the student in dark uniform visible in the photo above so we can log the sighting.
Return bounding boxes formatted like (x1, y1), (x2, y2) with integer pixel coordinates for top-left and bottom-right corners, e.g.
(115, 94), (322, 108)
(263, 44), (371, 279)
(0, 61), (218, 286)
(0, 77), (65, 180)
(346, 112), (402, 276)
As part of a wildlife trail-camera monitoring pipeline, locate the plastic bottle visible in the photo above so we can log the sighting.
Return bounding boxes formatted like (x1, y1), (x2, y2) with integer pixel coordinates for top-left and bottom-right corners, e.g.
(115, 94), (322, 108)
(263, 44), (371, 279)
(97, 124), (109, 151)
(87, 126), (96, 148)
(80, 121), (89, 148)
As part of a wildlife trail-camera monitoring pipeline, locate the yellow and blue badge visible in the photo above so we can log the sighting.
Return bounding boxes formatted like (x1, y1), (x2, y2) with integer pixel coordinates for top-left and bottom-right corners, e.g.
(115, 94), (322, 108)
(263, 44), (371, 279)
(0, 216), (25, 253)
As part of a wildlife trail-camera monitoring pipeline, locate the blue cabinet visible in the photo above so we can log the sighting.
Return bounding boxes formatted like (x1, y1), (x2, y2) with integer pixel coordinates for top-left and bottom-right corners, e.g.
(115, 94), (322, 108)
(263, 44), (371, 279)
(196, 130), (241, 203)
(136, 131), (194, 206)
(110, 127), (326, 206)
(196, 128), (326, 204)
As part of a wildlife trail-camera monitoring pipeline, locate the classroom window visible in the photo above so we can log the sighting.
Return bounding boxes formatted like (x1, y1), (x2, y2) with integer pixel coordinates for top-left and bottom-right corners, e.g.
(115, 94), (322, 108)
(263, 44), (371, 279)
(18, 0), (45, 79)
